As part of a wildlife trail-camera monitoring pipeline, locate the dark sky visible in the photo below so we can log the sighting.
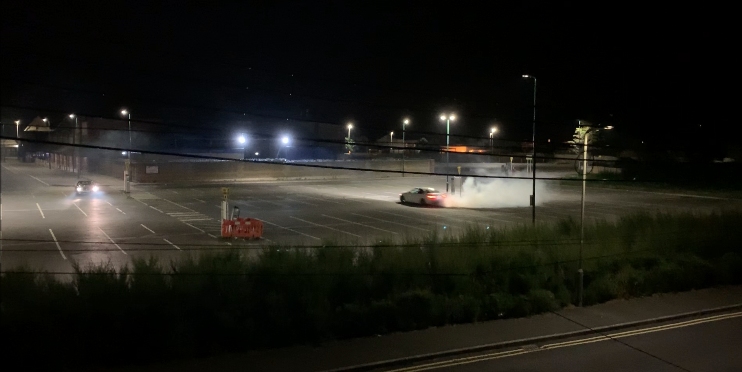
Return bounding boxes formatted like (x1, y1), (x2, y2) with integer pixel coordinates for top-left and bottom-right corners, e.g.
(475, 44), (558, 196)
(1, 2), (735, 150)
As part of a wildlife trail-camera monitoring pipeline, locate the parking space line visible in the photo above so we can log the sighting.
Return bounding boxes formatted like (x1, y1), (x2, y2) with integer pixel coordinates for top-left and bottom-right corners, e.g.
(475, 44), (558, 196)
(183, 222), (206, 233)
(322, 214), (398, 234)
(150, 206), (164, 213)
(29, 175), (50, 186)
(97, 227), (127, 255)
(195, 198), (206, 203)
(116, 208), (126, 214)
(140, 224), (156, 234)
(163, 198), (197, 211)
(1, 165), (18, 174)
(261, 219), (321, 240)
(36, 203), (45, 218)
(105, 201), (114, 206)
(163, 239), (182, 250)
(207, 233), (217, 238)
(73, 203), (88, 217)
(48, 229), (66, 260)
(351, 213), (431, 232)
(290, 216), (362, 237)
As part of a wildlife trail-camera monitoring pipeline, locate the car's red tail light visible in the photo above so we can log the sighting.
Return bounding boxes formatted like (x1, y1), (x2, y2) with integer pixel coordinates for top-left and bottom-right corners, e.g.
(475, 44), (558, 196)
(426, 194), (439, 199)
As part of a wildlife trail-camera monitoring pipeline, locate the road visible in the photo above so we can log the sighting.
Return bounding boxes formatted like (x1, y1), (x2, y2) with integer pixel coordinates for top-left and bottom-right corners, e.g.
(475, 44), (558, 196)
(2, 160), (741, 273)
(376, 311), (742, 372)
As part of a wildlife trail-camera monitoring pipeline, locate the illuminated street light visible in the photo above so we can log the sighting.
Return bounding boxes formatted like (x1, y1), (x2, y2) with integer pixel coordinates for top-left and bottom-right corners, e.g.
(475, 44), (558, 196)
(489, 126), (498, 153)
(402, 118), (410, 176)
(69, 114), (80, 179)
(281, 136), (290, 145)
(439, 113), (456, 192)
(120, 109), (132, 193)
(346, 123), (353, 154)
(15, 120), (20, 138)
(576, 122), (615, 307)
(522, 74), (537, 225)
(237, 135), (246, 144)
(390, 131), (394, 144)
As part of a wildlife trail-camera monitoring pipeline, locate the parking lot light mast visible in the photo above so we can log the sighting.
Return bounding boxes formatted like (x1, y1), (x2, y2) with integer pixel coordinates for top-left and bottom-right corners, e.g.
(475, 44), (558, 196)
(439, 113), (456, 192)
(489, 126), (498, 153)
(69, 114), (80, 179)
(120, 109), (131, 193)
(402, 118), (409, 176)
(15, 120), (20, 138)
(346, 123), (353, 154)
(522, 75), (537, 225)
(578, 123), (613, 307)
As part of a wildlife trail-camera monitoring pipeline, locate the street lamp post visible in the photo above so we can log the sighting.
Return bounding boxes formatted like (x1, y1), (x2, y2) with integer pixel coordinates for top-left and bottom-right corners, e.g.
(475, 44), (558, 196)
(577, 124), (613, 307)
(402, 118), (409, 177)
(439, 113), (456, 192)
(489, 126), (498, 154)
(15, 120), (20, 138)
(277, 136), (290, 158)
(69, 114), (80, 179)
(346, 123), (353, 154)
(522, 75), (537, 225)
(42, 118), (51, 169)
(121, 110), (131, 193)
(390, 131), (394, 146)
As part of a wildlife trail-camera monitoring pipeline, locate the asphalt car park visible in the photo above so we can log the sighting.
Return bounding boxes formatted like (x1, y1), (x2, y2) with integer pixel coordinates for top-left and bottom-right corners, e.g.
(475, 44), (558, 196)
(3, 160), (741, 273)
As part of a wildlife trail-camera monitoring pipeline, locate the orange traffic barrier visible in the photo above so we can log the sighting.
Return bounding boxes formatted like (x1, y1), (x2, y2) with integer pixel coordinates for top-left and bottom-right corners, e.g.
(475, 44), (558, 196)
(221, 218), (263, 239)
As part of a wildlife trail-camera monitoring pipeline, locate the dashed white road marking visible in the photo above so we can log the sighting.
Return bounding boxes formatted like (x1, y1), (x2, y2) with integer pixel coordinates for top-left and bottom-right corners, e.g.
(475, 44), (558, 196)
(321, 214), (398, 234)
(1, 165), (18, 174)
(36, 203), (45, 218)
(261, 219), (321, 240)
(97, 227), (127, 255)
(163, 198), (196, 211)
(116, 208), (126, 214)
(351, 213), (430, 232)
(163, 239), (182, 250)
(105, 201), (114, 206)
(48, 229), (66, 260)
(150, 206), (164, 213)
(195, 198), (206, 203)
(289, 216), (362, 238)
(183, 222), (205, 233)
(140, 224), (156, 234)
(73, 203), (87, 216)
(29, 175), (50, 186)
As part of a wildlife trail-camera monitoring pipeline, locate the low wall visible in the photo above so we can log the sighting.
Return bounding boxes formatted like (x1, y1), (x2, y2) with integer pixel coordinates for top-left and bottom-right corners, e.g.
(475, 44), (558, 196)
(130, 159), (434, 183)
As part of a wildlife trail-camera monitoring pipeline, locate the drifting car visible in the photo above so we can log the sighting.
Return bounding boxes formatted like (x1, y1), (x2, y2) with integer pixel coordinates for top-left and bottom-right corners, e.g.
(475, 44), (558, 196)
(399, 187), (447, 206)
(75, 180), (100, 195)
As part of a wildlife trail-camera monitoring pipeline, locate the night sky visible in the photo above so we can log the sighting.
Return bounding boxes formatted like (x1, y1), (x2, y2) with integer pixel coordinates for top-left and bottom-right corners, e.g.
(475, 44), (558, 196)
(1, 2), (735, 152)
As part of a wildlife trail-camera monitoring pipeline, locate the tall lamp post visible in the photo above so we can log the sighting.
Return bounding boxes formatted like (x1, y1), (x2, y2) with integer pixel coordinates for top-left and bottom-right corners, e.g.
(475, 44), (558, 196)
(69, 114), (80, 179)
(238, 134), (247, 160)
(346, 123), (353, 154)
(489, 126), (498, 153)
(390, 131), (394, 146)
(402, 118), (409, 176)
(577, 123), (613, 306)
(120, 109), (131, 193)
(14, 120), (20, 138)
(439, 113), (456, 192)
(522, 75), (537, 225)
(42, 118), (51, 168)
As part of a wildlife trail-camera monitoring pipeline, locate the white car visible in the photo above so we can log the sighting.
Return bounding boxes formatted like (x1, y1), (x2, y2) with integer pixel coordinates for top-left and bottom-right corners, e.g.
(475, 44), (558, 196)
(399, 187), (447, 206)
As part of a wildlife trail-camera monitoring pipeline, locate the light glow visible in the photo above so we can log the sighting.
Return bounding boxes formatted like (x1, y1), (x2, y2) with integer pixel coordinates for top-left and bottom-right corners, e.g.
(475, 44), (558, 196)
(121, 110), (128, 115)
(281, 136), (289, 145)
(237, 135), (246, 144)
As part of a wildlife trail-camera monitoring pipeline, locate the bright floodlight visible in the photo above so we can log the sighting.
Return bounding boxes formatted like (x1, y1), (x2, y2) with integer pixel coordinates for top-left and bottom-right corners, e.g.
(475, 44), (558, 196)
(237, 135), (246, 144)
(42, 118), (48, 122)
(69, 114), (75, 118)
(255, 152), (259, 156)
(403, 118), (409, 124)
(121, 151), (127, 155)
(347, 123), (353, 129)
(491, 127), (498, 133)
(15, 120), (20, 124)
(440, 115), (446, 121)
(450, 115), (456, 121)
(390, 131), (394, 135)
(522, 74), (530, 78)
(605, 125), (614, 130)
(281, 136), (289, 145)
(121, 109), (128, 115)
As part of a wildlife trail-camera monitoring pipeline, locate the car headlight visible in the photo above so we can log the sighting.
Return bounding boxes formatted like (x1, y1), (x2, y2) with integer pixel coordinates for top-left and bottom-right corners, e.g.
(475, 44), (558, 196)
(92, 185), (99, 192)
(76, 186), (82, 191)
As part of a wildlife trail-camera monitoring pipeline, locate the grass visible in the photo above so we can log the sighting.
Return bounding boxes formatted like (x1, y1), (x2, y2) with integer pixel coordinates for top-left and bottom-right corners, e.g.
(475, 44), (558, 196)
(2, 211), (742, 369)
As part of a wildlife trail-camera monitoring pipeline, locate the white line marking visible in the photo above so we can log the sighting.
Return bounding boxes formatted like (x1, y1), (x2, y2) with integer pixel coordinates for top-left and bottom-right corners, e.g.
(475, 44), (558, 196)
(140, 224), (156, 234)
(1, 165), (18, 174)
(322, 214), (398, 234)
(48, 229), (66, 260)
(97, 227), (127, 255)
(289, 216), (362, 237)
(207, 233), (217, 238)
(163, 239), (182, 250)
(36, 203), (45, 218)
(183, 222), (205, 233)
(133, 199), (149, 207)
(163, 198), (196, 211)
(261, 219), (322, 240)
(284, 198), (319, 206)
(116, 208), (126, 214)
(171, 190), (179, 194)
(105, 201), (114, 206)
(29, 175), (50, 186)
(150, 206), (164, 213)
(351, 213), (431, 231)
(73, 203), (87, 216)
(195, 198), (206, 203)
(179, 218), (213, 222)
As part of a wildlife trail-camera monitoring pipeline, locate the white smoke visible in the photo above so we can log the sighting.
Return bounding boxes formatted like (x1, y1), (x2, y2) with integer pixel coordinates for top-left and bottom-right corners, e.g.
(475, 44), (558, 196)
(442, 176), (556, 208)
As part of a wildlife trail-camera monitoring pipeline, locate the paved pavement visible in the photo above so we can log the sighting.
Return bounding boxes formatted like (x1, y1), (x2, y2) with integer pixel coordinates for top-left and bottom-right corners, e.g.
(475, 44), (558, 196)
(2, 159), (741, 273)
(107, 286), (742, 372)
